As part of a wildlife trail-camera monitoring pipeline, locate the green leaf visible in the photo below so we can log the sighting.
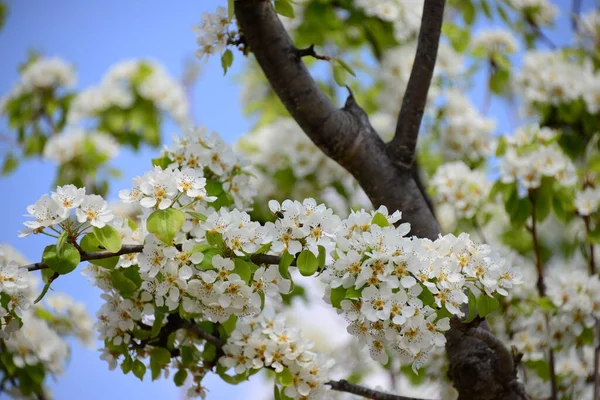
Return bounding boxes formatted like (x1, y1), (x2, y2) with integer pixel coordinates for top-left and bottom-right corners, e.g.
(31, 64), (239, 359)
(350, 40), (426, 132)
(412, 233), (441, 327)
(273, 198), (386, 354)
(477, 294), (500, 317)
(42, 244), (80, 275)
(151, 311), (165, 337)
(222, 314), (238, 335)
(110, 269), (138, 298)
(147, 208), (186, 245)
(221, 49), (234, 75)
(80, 233), (119, 269)
(276, 368), (293, 387)
(462, 1), (475, 25)
(332, 63), (347, 87)
(206, 230), (225, 248)
(371, 212), (389, 227)
(150, 348), (171, 380)
(56, 231), (69, 256)
(132, 360), (146, 381)
(274, 0), (295, 18)
(279, 251), (294, 280)
(187, 211), (207, 222)
(1, 153), (19, 175)
(525, 359), (550, 381)
(317, 245), (327, 267)
(121, 357), (133, 374)
(228, 0), (234, 20)
(151, 155), (172, 169)
(418, 287), (435, 307)
(297, 250), (318, 276)
(330, 286), (346, 308)
(41, 268), (55, 284)
(335, 59), (356, 77)
(465, 290), (478, 323)
(174, 369), (188, 387)
(93, 225), (122, 253)
(233, 258), (251, 283)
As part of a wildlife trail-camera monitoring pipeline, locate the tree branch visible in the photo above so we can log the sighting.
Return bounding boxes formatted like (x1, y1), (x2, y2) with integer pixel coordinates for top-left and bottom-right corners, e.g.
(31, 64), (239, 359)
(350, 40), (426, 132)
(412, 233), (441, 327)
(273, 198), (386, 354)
(233, 3), (527, 399)
(234, 0), (439, 239)
(326, 379), (426, 400)
(387, 0), (446, 168)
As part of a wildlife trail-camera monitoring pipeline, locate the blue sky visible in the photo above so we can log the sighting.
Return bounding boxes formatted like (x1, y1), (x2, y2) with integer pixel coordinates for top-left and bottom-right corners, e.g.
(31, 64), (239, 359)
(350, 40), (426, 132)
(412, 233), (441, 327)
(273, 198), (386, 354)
(0, 0), (585, 399)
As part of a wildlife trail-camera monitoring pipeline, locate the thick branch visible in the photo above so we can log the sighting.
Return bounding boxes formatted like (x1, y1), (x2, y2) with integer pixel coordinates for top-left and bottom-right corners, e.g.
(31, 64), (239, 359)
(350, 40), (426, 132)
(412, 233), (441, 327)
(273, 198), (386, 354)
(234, 0), (356, 161)
(388, 0), (446, 167)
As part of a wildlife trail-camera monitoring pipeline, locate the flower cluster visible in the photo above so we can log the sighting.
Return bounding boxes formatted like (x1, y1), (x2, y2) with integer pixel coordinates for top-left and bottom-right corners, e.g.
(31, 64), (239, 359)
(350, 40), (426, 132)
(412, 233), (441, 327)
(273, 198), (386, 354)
(430, 161), (491, 219)
(575, 186), (600, 216)
(546, 269), (600, 341)
(0, 57), (75, 110)
(470, 29), (519, 56)
(0, 260), (30, 338)
(515, 51), (600, 115)
(68, 59), (189, 125)
(193, 6), (232, 62)
(20, 184), (114, 237)
(320, 207), (521, 370)
(507, 0), (558, 26)
(43, 128), (120, 164)
(499, 125), (577, 189)
(153, 125), (256, 211)
(220, 312), (334, 399)
(439, 90), (496, 163)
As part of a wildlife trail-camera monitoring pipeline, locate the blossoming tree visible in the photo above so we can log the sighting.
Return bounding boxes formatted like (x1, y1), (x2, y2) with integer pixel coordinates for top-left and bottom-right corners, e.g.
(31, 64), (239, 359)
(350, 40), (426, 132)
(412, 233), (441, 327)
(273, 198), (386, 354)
(1, 0), (600, 399)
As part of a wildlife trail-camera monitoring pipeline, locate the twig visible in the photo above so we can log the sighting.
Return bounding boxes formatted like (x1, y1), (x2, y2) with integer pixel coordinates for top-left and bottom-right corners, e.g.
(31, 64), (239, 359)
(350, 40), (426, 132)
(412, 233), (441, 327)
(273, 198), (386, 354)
(527, 190), (557, 400)
(326, 379), (426, 400)
(297, 44), (330, 61)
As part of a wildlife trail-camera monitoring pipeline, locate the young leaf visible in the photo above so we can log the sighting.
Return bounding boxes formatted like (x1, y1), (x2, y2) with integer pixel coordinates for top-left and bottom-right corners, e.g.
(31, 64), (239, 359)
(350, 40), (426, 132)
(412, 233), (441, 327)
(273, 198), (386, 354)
(228, 0), (234, 20)
(371, 212), (389, 227)
(477, 294), (500, 317)
(276, 368), (293, 387)
(274, 0), (295, 18)
(279, 251), (294, 280)
(80, 234), (119, 269)
(93, 225), (122, 253)
(174, 369), (188, 387)
(221, 49), (234, 75)
(233, 258), (251, 283)
(330, 286), (346, 308)
(132, 360), (146, 381)
(297, 250), (318, 276)
(150, 348), (171, 380)
(147, 208), (186, 245)
(335, 58), (356, 77)
(42, 244), (80, 275)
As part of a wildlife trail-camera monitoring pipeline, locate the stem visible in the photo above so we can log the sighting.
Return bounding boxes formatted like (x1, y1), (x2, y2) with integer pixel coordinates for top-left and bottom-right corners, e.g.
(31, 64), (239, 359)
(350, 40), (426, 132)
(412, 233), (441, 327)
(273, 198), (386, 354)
(527, 190), (557, 400)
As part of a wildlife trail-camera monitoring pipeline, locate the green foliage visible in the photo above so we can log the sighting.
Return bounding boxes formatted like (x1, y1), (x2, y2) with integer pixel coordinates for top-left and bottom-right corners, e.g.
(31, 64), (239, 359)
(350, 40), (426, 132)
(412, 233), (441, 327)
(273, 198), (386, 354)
(93, 225), (122, 253)
(147, 208), (186, 245)
(297, 250), (318, 276)
(42, 243), (80, 275)
(80, 233), (119, 269)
